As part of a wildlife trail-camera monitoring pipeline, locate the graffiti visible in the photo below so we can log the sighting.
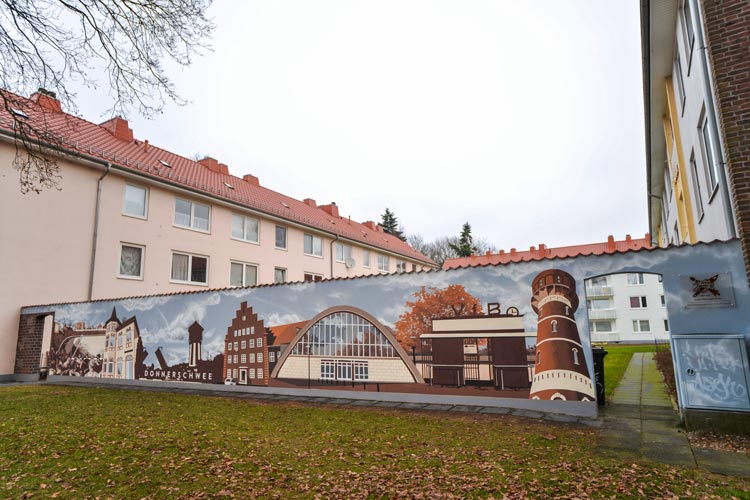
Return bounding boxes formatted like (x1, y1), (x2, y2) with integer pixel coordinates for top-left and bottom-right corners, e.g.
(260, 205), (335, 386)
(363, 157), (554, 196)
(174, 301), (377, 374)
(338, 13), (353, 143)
(690, 372), (747, 402)
(678, 337), (750, 408)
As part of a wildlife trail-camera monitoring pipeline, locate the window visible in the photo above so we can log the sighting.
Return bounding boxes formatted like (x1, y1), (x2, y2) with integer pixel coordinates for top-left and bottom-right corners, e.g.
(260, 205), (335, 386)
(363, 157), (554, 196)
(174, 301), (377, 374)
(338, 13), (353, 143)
(658, 275), (663, 283)
(228, 343), (232, 352)
(230, 262), (258, 287)
(335, 242), (352, 262)
(629, 296), (648, 309)
(274, 268), (286, 283)
(257, 368), (263, 379)
(664, 164), (673, 201)
(256, 338), (262, 347)
(661, 295), (666, 307)
(304, 234), (323, 257)
(257, 352), (263, 363)
(174, 198), (210, 232)
(249, 339), (255, 348)
(632, 320), (651, 333)
(231, 214), (259, 243)
(664, 319), (670, 332)
(304, 273), (323, 282)
(171, 252), (208, 285)
(240, 354), (247, 363)
(674, 221), (680, 244)
(627, 273), (645, 285)
(354, 361), (369, 380)
(572, 348), (580, 366)
(377, 254), (389, 272)
(690, 151), (705, 220)
(248, 368), (255, 379)
(590, 276), (608, 287)
(681, 0), (695, 68)
(321, 360), (335, 380)
(227, 369), (232, 378)
(396, 261), (407, 273)
(233, 342), (238, 351)
(269, 351), (275, 363)
(551, 320), (558, 332)
(363, 250), (370, 268)
(700, 111), (720, 195)
(119, 244), (144, 279)
(249, 353), (256, 363)
(590, 321), (613, 333)
(241, 340), (246, 349)
(674, 53), (686, 112)
(123, 184), (147, 218)
(587, 298), (611, 310)
(275, 226), (287, 249)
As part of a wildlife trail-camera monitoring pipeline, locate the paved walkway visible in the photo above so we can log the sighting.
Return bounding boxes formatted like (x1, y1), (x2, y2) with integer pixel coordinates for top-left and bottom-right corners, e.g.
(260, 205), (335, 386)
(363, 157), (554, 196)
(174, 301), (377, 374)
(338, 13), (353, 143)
(598, 352), (750, 477)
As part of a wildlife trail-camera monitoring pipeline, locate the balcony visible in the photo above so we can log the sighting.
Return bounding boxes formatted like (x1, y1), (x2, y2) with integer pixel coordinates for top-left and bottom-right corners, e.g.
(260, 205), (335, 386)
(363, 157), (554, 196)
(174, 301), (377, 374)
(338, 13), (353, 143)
(591, 332), (620, 342)
(588, 308), (617, 320)
(585, 285), (613, 297)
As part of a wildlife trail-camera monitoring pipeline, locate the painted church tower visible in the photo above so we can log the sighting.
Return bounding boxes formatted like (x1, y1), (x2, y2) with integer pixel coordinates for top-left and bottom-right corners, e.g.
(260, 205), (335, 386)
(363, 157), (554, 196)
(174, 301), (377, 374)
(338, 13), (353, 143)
(529, 269), (595, 402)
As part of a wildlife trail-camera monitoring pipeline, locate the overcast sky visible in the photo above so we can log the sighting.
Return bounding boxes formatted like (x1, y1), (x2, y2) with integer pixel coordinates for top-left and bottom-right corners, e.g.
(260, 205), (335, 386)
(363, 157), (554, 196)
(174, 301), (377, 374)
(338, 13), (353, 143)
(70, 1), (647, 252)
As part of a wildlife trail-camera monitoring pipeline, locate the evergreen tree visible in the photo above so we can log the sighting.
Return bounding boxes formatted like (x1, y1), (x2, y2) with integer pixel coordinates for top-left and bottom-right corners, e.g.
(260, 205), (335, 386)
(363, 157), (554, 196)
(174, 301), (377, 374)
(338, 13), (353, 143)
(449, 222), (477, 257)
(380, 208), (406, 241)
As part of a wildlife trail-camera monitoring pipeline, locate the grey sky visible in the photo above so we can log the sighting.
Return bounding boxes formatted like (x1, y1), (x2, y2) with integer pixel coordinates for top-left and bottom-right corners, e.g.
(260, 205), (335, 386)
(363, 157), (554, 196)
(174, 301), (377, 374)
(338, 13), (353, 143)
(68, 1), (647, 251)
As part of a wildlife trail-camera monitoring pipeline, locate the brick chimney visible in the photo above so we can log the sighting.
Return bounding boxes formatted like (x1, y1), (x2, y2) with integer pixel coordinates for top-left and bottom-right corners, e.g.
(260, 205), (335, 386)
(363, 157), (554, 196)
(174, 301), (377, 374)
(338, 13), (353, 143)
(30, 88), (62, 113)
(303, 198), (317, 207)
(198, 157), (229, 175)
(100, 117), (133, 142)
(320, 202), (339, 218)
(363, 221), (378, 231)
(243, 174), (259, 186)
(538, 243), (547, 255)
(607, 235), (616, 251)
(625, 234), (632, 242)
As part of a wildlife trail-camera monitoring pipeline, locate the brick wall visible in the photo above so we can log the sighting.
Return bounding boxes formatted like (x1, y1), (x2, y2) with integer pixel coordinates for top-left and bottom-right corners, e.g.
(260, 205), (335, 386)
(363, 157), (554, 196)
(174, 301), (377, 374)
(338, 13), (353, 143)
(14, 313), (47, 375)
(701, 0), (750, 284)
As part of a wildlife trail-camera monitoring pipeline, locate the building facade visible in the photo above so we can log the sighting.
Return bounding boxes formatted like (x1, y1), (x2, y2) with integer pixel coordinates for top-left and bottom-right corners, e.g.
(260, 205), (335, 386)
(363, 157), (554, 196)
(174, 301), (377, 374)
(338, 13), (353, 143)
(642, 0), (741, 250)
(0, 90), (434, 377)
(223, 302), (269, 386)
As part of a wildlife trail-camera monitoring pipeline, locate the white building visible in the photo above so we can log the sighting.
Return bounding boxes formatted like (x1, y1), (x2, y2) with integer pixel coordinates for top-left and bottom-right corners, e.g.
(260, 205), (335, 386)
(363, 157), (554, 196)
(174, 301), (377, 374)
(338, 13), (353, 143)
(586, 272), (669, 343)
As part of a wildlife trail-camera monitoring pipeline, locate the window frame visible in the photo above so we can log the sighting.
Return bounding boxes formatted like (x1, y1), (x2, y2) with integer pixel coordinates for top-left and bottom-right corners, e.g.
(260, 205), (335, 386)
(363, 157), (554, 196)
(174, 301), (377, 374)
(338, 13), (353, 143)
(680, 0), (696, 74)
(275, 225), (288, 250)
(170, 251), (209, 286)
(230, 261), (258, 287)
(304, 233), (324, 257)
(632, 320), (651, 333)
(304, 272), (323, 282)
(174, 198), (211, 233)
(626, 273), (645, 285)
(396, 261), (407, 273)
(699, 109), (720, 201)
(335, 242), (353, 263)
(274, 267), (287, 284)
(629, 296), (648, 309)
(118, 243), (145, 280)
(231, 213), (260, 244)
(122, 184), (148, 219)
(362, 249), (371, 268)
(377, 254), (389, 272)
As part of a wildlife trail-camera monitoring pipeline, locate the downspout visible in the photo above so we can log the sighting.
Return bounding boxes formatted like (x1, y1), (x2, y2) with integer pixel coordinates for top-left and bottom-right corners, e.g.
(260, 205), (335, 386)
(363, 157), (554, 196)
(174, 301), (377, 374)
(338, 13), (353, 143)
(88, 163), (111, 299)
(329, 234), (339, 279)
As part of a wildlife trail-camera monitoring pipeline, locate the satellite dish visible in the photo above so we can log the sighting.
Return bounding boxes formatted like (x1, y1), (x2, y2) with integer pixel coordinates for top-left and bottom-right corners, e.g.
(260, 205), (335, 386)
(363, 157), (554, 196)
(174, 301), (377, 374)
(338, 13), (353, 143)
(344, 258), (356, 269)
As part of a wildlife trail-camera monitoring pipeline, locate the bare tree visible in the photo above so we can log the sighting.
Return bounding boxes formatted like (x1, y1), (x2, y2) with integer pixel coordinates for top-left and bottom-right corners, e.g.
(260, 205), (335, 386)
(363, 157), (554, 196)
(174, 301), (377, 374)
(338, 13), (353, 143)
(408, 233), (498, 268)
(0, 0), (214, 193)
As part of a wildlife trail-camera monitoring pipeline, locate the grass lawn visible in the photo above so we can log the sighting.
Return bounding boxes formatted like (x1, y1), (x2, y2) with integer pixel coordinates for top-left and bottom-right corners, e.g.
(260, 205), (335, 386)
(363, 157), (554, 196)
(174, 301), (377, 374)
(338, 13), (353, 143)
(599, 343), (657, 400)
(1, 385), (748, 499)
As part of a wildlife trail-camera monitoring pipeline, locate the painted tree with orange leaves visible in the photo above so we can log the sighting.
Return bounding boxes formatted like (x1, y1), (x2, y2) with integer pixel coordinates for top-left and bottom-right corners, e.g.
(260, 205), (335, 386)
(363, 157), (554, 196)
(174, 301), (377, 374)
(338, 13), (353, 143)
(393, 285), (482, 350)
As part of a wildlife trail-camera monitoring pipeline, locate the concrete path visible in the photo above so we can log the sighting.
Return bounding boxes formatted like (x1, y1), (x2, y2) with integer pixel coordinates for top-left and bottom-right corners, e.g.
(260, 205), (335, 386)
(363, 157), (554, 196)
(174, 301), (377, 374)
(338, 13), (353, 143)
(598, 352), (750, 477)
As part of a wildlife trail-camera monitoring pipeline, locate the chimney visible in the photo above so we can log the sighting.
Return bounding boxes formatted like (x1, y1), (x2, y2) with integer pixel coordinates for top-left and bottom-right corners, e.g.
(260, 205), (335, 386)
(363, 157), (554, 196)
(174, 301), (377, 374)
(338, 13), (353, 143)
(510, 248), (517, 256)
(538, 243), (547, 253)
(218, 163), (229, 175)
(499, 249), (505, 255)
(30, 88), (62, 113)
(100, 116), (133, 142)
(625, 234), (632, 242)
(485, 250), (491, 256)
(198, 156), (223, 173)
(644, 232), (651, 247)
(321, 202), (339, 218)
(143, 139), (149, 153)
(607, 235), (616, 251)
(243, 174), (259, 186)
(363, 221), (377, 231)
(530, 246), (536, 252)
(303, 198), (317, 207)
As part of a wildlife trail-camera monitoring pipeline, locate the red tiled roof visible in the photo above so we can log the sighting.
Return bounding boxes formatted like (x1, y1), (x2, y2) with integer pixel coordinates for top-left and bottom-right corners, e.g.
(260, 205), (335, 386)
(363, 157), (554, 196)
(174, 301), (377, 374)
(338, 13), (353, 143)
(268, 321), (309, 345)
(0, 90), (435, 266)
(443, 234), (653, 269)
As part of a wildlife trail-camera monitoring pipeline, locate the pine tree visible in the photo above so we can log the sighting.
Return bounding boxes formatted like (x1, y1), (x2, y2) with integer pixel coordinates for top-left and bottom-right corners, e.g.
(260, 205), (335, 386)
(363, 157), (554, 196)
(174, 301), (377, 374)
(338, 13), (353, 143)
(380, 208), (406, 241)
(449, 222), (477, 257)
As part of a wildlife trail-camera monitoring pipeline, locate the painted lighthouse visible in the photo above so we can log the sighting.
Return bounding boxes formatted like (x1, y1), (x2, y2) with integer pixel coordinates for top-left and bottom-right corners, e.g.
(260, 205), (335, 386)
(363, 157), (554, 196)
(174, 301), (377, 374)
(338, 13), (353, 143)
(529, 269), (595, 401)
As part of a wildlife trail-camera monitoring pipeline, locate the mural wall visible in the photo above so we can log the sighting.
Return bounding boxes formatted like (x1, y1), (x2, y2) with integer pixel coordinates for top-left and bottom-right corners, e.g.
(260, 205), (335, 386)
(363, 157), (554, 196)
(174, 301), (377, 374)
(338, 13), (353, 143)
(22, 240), (750, 411)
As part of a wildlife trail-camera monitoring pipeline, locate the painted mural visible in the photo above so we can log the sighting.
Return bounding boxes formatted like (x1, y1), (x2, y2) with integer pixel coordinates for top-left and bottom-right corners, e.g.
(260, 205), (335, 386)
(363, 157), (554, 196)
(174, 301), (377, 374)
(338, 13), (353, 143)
(23, 240), (750, 411)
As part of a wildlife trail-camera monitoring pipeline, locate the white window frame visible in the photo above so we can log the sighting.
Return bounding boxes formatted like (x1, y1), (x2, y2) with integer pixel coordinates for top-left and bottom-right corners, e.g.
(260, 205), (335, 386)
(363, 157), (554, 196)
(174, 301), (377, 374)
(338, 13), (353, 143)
(680, 0), (695, 72)
(377, 254), (389, 272)
(590, 320), (614, 333)
(629, 296), (648, 309)
(632, 320), (651, 333)
(362, 249), (370, 268)
(122, 184), (148, 219)
(674, 51), (687, 114)
(170, 251), (209, 286)
(174, 198), (211, 233)
(699, 109), (720, 200)
(274, 267), (287, 284)
(231, 214), (260, 244)
(304, 233), (323, 257)
(396, 261), (407, 273)
(230, 261), (258, 287)
(304, 272), (323, 282)
(275, 225), (287, 250)
(627, 273), (645, 285)
(335, 242), (352, 263)
(118, 243), (145, 280)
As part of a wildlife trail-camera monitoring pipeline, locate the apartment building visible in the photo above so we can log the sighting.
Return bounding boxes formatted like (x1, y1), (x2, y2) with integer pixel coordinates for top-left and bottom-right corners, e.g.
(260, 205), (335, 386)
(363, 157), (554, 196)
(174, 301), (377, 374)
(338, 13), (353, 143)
(642, 0), (744, 250)
(0, 90), (434, 377)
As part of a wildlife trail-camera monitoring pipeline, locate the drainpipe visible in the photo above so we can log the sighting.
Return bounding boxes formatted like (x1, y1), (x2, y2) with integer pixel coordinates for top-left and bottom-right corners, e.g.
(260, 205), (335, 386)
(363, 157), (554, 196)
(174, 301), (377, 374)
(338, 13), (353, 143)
(88, 163), (111, 299)
(329, 234), (339, 279)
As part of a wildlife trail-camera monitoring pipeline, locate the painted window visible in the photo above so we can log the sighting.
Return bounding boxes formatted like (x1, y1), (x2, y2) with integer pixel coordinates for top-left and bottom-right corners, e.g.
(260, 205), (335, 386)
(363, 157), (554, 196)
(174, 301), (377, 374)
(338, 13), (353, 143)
(551, 320), (558, 333)
(629, 296), (648, 308)
(269, 351), (275, 363)
(249, 339), (255, 348)
(241, 341), (246, 349)
(227, 369), (231, 378)
(240, 354), (247, 364)
(257, 368), (263, 379)
(248, 368), (255, 379)
(690, 150), (705, 219)
(354, 361), (369, 380)
(274, 268), (286, 284)
(377, 254), (389, 272)
(627, 273), (645, 285)
(572, 348), (580, 366)
(257, 352), (263, 363)
(228, 343), (232, 351)
(304, 273), (323, 282)
(231, 214), (260, 243)
(291, 311), (397, 358)
(674, 52), (686, 111)
(661, 295), (666, 307)
(174, 198), (210, 232)
(304, 234), (323, 257)
(117, 332), (123, 346)
(336, 243), (352, 262)
(699, 110), (720, 194)
(396, 261), (407, 273)
(587, 298), (611, 310)
(119, 244), (144, 279)
(116, 358), (122, 376)
(275, 226), (287, 249)
(536, 350), (541, 365)
(664, 319), (670, 332)
(171, 252), (208, 285)
(230, 261), (258, 287)
(590, 321), (614, 333)
(632, 320), (651, 333)
(363, 250), (370, 268)
(681, 0), (695, 66)
(249, 353), (256, 363)
(123, 184), (148, 218)
(256, 338), (262, 347)
(321, 360), (335, 380)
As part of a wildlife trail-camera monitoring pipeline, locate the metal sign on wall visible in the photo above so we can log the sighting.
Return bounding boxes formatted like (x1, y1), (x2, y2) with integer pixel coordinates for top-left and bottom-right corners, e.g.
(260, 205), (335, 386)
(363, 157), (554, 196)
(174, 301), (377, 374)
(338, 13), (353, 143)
(679, 272), (736, 309)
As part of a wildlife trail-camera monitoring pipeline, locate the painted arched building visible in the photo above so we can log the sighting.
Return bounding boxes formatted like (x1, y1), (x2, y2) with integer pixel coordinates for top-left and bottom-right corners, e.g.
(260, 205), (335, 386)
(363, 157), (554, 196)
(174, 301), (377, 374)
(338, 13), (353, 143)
(272, 306), (423, 384)
(529, 269), (595, 401)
